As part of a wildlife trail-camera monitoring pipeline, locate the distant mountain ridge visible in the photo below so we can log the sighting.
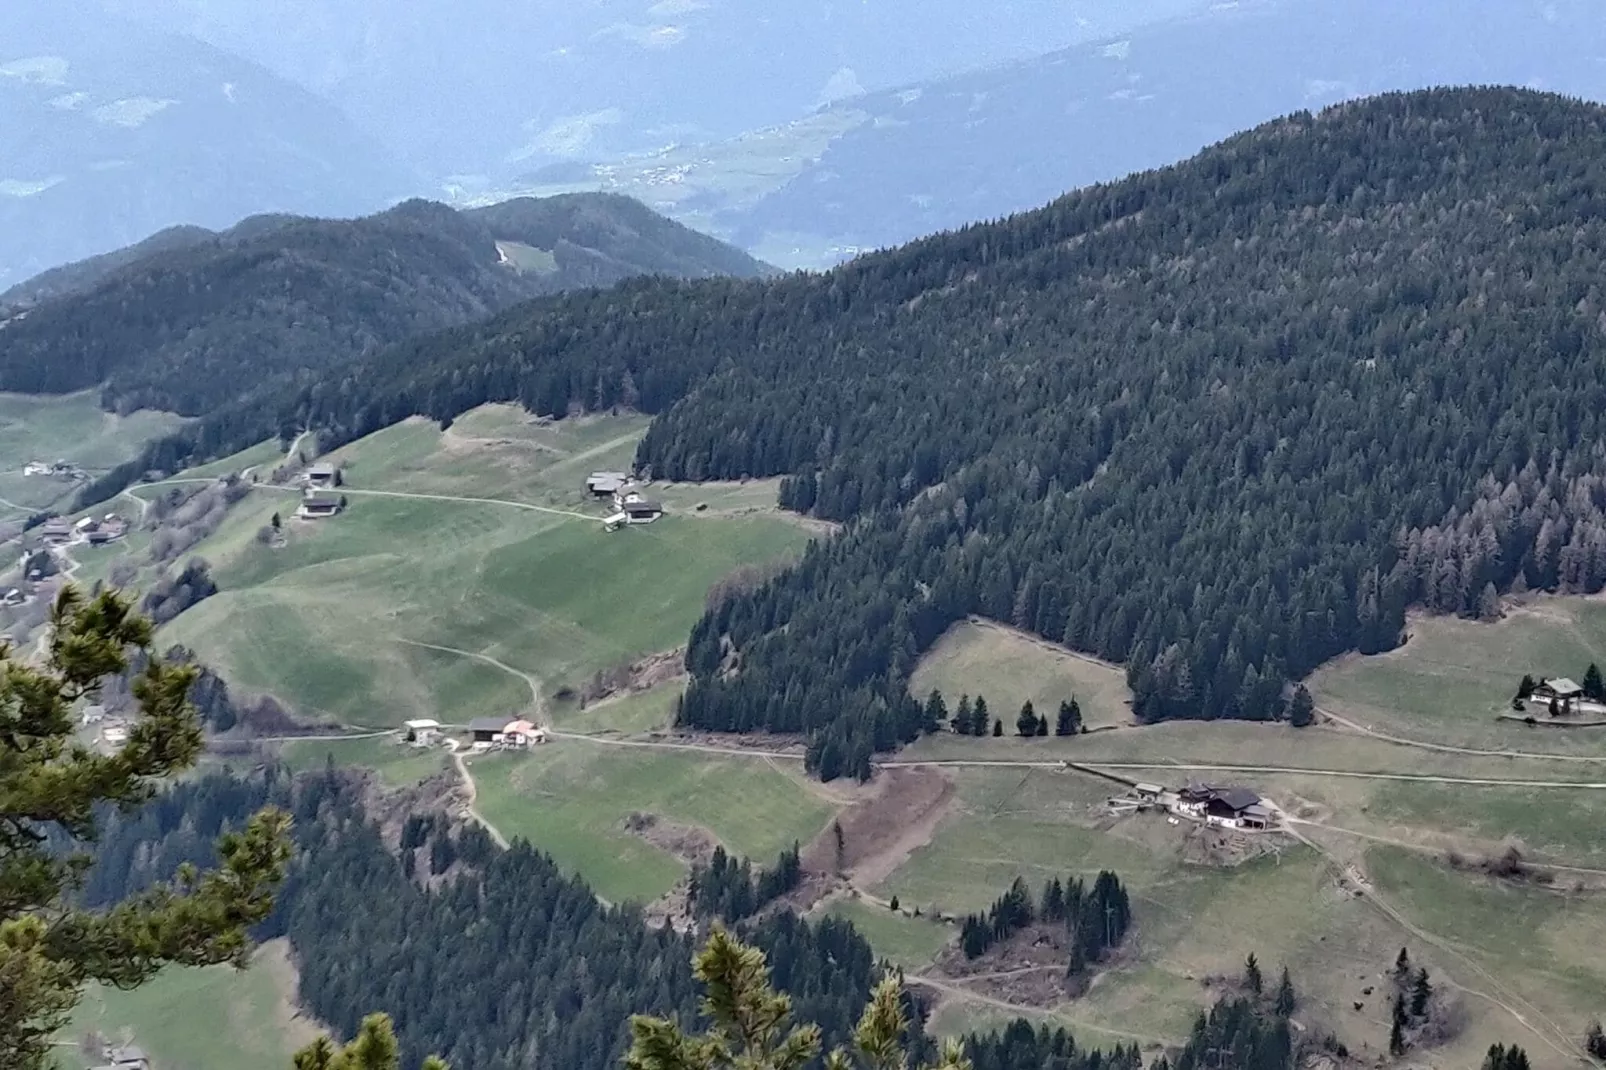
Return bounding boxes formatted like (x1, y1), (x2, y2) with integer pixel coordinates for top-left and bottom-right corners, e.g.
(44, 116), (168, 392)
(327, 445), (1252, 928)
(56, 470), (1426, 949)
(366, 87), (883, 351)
(497, 0), (1606, 267)
(0, 193), (770, 416)
(0, 0), (418, 288)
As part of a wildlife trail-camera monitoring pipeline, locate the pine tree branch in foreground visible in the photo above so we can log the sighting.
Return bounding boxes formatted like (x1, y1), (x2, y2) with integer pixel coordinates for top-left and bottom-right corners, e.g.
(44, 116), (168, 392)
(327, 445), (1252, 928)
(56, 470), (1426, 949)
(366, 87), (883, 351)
(0, 586), (291, 1070)
(627, 927), (970, 1070)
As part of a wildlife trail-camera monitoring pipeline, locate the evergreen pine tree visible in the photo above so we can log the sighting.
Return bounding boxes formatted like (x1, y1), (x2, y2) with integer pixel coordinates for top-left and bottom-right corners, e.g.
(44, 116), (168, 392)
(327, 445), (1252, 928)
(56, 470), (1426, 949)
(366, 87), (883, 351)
(0, 587), (290, 1070)
(1389, 995), (1408, 1055)
(1516, 674), (1536, 700)
(1055, 700), (1076, 736)
(991, 717), (1003, 737)
(972, 696), (990, 736)
(1274, 967), (1296, 1017)
(1035, 714), (1048, 736)
(924, 690), (948, 734)
(1017, 700), (1038, 737)
(1585, 663), (1606, 702)
(1394, 947), (1411, 980)
(1410, 968), (1432, 1018)
(1288, 685), (1315, 728)
(1243, 953), (1263, 995)
(952, 696), (972, 735)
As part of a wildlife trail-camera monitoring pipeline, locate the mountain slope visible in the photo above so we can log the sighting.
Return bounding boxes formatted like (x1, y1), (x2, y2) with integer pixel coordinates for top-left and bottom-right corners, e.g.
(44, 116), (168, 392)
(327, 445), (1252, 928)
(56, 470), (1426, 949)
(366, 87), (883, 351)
(509, 0), (1606, 267)
(0, 194), (769, 416)
(249, 86), (1606, 772)
(0, 0), (417, 288)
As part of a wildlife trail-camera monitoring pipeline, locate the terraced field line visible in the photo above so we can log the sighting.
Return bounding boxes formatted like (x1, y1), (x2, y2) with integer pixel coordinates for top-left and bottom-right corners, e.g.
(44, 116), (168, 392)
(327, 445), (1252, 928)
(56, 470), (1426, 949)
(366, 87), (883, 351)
(894, 757), (1606, 789)
(1318, 703), (1606, 764)
(533, 735), (1606, 789)
(452, 750), (509, 849)
(393, 637), (545, 720)
(135, 477), (600, 522)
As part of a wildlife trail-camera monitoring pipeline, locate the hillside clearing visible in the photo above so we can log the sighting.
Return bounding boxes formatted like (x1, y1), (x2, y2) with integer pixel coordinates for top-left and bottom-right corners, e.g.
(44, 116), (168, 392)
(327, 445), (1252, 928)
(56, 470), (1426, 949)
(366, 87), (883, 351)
(64, 939), (322, 1070)
(469, 743), (836, 905)
(150, 412), (811, 729)
(1311, 596), (1606, 754)
(0, 391), (185, 513)
(909, 619), (1136, 731)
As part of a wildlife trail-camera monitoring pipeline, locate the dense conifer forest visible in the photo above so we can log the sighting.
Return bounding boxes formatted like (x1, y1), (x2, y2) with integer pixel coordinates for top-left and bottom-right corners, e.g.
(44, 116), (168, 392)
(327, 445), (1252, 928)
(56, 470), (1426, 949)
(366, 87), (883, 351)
(0, 193), (766, 415)
(51, 87), (1606, 772)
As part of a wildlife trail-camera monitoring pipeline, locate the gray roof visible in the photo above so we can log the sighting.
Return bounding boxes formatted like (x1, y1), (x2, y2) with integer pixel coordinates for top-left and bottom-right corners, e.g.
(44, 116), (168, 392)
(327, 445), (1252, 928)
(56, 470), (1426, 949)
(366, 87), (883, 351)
(1211, 786), (1261, 812)
(625, 499), (662, 512)
(1242, 803), (1274, 819)
(111, 1046), (148, 1064)
(468, 717), (508, 733)
(307, 462), (337, 475)
(1544, 677), (1583, 695)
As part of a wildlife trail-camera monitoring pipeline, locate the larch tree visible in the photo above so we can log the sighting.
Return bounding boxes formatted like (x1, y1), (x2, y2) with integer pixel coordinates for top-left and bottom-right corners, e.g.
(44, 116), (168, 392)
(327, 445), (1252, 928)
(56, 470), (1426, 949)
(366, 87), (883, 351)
(0, 587), (291, 1070)
(627, 927), (970, 1070)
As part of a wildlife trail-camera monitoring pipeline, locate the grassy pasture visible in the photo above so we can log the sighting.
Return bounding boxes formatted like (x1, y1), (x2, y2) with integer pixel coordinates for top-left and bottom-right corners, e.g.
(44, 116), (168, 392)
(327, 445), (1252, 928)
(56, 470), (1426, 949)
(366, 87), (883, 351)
(0, 391), (185, 514)
(469, 741), (835, 905)
(909, 620), (1136, 731)
(65, 940), (321, 1070)
(1311, 598), (1606, 752)
(154, 412), (810, 728)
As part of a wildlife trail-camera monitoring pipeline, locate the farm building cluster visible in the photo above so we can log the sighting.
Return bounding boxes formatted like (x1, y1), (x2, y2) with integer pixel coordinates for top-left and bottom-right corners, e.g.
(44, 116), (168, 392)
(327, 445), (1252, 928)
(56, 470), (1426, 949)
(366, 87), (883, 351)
(87, 1044), (150, 1070)
(82, 703), (136, 751)
(296, 462), (346, 519)
(22, 458), (85, 481)
(38, 512), (130, 547)
(586, 471), (664, 528)
(1110, 778), (1278, 831)
(400, 717), (548, 751)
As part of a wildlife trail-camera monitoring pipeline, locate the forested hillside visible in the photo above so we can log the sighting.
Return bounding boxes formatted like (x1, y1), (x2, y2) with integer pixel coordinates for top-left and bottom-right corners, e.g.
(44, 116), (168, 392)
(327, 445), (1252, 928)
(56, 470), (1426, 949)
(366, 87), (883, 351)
(0, 193), (768, 415)
(75, 87), (1606, 773)
(83, 770), (902, 1070)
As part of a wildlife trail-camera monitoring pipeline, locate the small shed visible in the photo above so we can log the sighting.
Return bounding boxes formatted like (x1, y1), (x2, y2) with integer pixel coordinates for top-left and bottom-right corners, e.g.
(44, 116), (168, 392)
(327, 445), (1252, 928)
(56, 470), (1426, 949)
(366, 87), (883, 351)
(403, 718), (441, 744)
(1133, 782), (1164, 802)
(586, 471), (629, 496)
(81, 704), (106, 725)
(1, 587), (24, 607)
(306, 462), (340, 487)
(1240, 803), (1275, 830)
(102, 725), (128, 746)
(623, 499), (663, 524)
(40, 519), (72, 543)
(107, 1046), (151, 1070)
(297, 492), (343, 519)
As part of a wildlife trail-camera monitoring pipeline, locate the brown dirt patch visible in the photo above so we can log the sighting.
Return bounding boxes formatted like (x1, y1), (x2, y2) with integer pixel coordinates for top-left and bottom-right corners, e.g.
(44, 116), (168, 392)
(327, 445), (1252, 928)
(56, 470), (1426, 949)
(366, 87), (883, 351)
(579, 649), (688, 706)
(622, 812), (722, 932)
(1180, 823), (1292, 867)
(623, 811), (721, 867)
(800, 766), (954, 886)
(928, 923), (1077, 1008)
